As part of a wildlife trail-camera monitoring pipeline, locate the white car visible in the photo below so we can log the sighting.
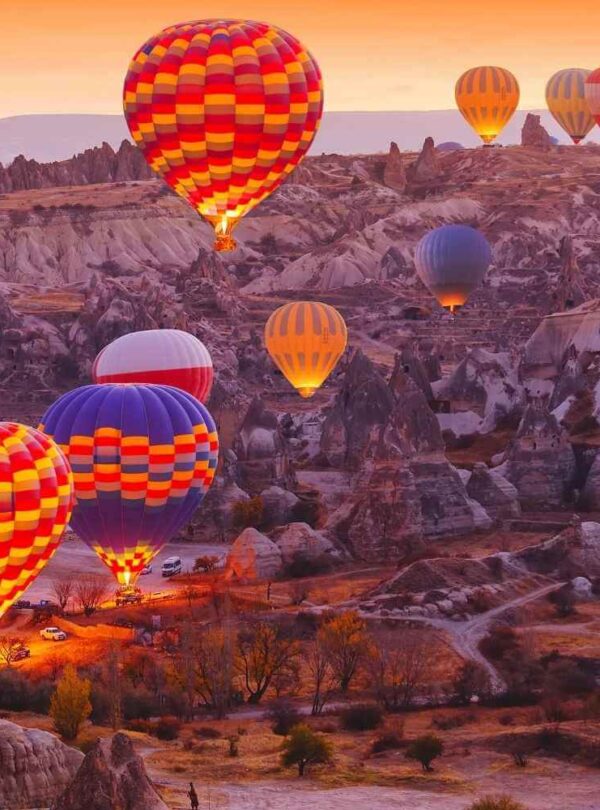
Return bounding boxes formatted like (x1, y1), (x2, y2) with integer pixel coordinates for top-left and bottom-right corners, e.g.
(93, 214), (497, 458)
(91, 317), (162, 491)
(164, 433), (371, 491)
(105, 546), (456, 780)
(40, 627), (67, 642)
(141, 564), (153, 575)
(161, 556), (182, 577)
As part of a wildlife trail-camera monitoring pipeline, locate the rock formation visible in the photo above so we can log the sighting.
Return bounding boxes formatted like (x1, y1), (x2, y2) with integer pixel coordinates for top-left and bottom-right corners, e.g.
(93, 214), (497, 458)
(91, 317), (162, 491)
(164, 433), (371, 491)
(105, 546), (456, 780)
(521, 113), (553, 149)
(259, 485), (300, 527)
(383, 141), (406, 191)
(503, 395), (576, 509)
(232, 398), (294, 495)
(513, 519), (600, 579)
(405, 136), (440, 192)
(270, 522), (336, 564)
(466, 463), (521, 523)
(0, 719), (83, 809)
(226, 527), (283, 580)
(51, 732), (166, 810)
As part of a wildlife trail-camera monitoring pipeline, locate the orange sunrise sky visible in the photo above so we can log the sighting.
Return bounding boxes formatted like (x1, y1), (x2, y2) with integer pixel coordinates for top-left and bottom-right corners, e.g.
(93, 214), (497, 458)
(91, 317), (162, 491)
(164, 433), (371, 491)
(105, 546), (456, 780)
(3, 0), (600, 117)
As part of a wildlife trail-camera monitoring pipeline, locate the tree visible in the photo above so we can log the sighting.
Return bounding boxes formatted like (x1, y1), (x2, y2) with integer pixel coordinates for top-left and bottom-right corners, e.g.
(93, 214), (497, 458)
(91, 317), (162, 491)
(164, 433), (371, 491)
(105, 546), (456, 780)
(406, 734), (444, 772)
(232, 497), (264, 530)
(307, 638), (334, 715)
(194, 555), (220, 574)
(51, 578), (74, 614)
(281, 724), (333, 776)
(193, 625), (235, 717)
(104, 641), (123, 730)
(317, 611), (369, 692)
(236, 622), (300, 704)
(75, 574), (110, 616)
(50, 665), (92, 740)
(468, 797), (527, 810)
(453, 661), (491, 705)
(369, 629), (434, 711)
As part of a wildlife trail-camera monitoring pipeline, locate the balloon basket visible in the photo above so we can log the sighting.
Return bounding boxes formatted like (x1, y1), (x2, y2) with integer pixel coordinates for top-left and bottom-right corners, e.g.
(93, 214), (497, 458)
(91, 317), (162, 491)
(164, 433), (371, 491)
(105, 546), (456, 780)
(214, 233), (237, 252)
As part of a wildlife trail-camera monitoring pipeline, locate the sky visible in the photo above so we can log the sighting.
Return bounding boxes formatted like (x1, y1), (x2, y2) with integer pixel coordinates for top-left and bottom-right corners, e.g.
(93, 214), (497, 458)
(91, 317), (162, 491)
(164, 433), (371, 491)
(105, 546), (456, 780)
(3, 0), (600, 117)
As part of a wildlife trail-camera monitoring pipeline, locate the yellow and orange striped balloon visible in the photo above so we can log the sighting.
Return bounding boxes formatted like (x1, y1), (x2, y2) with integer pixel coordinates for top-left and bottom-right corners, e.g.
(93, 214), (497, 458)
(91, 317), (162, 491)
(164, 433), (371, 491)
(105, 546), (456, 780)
(265, 302), (347, 398)
(0, 423), (73, 617)
(455, 66), (520, 145)
(546, 69), (595, 144)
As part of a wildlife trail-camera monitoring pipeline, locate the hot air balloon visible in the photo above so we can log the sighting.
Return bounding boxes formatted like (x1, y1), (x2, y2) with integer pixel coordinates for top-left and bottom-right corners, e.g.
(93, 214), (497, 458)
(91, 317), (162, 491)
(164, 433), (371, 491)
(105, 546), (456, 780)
(123, 20), (323, 252)
(584, 68), (600, 127)
(93, 330), (213, 403)
(455, 67), (519, 145)
(546, 69), (595, 144)
(265, 302), (347, 398)
(39, 385), (218, 586)
(415, 225), (492, 314)
(0, 423), (73, 617)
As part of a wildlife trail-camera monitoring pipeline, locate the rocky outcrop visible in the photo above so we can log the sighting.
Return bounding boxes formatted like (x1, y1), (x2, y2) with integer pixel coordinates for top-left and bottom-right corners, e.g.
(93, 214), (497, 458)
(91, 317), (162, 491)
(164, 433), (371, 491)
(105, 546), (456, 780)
(503, 396), (576, 509)
(406, 137), (440, 191)
(225, 527), (283, 580)
(51, 732), (166, 810)
(0, 719), (83, 809)
(512, 519), (600, 579)
(270, 522), (336, 564)
(260, 485), (300, 527)
(383, 142), (406, 192)
(521, 114), (553, 149)
(466, 463), (521, 522)
(0, 141), (151, 193)
(232, 399), (294, 495)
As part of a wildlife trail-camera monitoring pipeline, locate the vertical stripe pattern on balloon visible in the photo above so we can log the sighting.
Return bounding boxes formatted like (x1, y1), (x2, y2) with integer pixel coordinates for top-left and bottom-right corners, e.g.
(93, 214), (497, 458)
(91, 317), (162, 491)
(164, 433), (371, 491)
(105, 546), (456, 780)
(455, 66), (520, 144)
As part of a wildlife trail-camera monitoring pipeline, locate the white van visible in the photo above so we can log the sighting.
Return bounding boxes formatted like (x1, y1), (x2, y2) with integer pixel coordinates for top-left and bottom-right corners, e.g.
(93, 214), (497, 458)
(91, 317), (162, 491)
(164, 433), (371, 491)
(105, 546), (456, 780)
(161, 556), (182, 577)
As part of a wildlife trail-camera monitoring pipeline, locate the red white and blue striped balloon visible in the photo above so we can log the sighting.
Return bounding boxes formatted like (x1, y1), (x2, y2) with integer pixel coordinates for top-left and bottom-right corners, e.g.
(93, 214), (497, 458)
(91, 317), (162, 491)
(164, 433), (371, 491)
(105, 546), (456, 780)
(93, 330), (213, 403)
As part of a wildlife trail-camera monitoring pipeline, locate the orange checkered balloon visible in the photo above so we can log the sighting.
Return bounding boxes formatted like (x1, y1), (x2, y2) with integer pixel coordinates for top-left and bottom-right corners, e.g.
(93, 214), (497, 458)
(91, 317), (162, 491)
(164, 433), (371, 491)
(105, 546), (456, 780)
(123, 19), (323, 251)
(0, 423), (73, 617)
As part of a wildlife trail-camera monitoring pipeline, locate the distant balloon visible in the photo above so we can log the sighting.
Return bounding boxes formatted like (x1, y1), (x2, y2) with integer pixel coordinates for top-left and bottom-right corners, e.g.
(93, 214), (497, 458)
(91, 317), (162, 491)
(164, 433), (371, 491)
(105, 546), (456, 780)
(584, 68), (600, 127)
(546, 69), (595, 144)
(437, 141), (464, 152)
(265, 302), (347, 398)
(124, 19), (323, 252)
(0, 423), (73, 617)
(93, 330), (213, 403)
(40, 385), (218, 586)
(415, 225), (492, 313)
(455, 66), (519, 145)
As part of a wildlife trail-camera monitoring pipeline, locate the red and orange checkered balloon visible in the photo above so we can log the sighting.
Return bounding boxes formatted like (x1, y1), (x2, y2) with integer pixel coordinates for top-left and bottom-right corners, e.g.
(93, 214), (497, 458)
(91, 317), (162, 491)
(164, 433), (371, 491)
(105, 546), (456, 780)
(0, 423), (74, 617)
(123, 19), (323, 251)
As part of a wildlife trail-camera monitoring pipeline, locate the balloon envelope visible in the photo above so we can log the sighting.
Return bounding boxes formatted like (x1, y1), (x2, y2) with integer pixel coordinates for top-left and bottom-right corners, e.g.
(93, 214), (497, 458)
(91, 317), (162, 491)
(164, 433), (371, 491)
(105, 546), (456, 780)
(584, 68), (600, 127)
(546, 69), (595, 144)
(265, 302), (347, 398)
(415, 225), (492, 313)
(0, 423), (73, 617)
(124, 19), (323, 252)
(455, 66), (519, 145)
(39, 385), (218, 585)
(93, 330), (213, 403)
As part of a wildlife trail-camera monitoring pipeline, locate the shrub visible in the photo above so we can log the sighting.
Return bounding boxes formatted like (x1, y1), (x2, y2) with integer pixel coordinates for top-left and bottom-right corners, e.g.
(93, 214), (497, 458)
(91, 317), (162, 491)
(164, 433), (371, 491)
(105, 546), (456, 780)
(268, 699), (303, 736)
(281, 724), (333, 776)
(370, 726), (404, 754)
(432, 712), (475, 731)
(406, 734), (444, 772)
(155, 716), (181, 741)
(479, 626), (519, 661)
(468, 797), (527, 810)
(50, 665), (92, 741)
(195, 725), (222, 739)
(0, 670), (52, 714)
(340, 703), (383, 732)
(232, 497), (264, 530)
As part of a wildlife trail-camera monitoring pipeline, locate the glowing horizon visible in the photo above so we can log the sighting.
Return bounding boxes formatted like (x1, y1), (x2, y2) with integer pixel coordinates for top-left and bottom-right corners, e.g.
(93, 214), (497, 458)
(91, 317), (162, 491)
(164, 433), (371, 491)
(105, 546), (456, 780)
(3, 0), (600, 117)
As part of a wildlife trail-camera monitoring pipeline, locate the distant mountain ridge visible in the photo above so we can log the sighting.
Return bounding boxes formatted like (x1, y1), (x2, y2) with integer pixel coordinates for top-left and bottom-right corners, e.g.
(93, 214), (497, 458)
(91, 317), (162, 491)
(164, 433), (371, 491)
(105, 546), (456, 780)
(2, 110), (598, 165)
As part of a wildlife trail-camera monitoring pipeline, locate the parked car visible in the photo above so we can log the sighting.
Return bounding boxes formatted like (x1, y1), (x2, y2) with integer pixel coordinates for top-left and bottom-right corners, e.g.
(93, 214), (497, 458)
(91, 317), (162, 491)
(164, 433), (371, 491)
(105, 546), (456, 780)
(12, 600), (31, 609)
(40, 627), (67, 642)
(115, 587), (143, 606)
(11, 643), (31, 661)
(161, 556), (182, 577)
(140, 564), (153, 575)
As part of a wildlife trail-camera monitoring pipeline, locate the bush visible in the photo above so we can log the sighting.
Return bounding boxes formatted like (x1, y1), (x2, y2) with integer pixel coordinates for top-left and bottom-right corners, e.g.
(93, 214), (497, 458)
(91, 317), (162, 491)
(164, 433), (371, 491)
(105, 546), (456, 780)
(281, 723), (333, 776)
(406, 734), (444, 772)
(122, 687), (158, 721)
(340, 704), (383, 732)
(370, 726), (404, 754)
(0, 670), (52, 714)
(479, 626), (519, 661)
(232, 497), (264, 530)
(432, 712), (475, 731)
(268, 699), (303, 736)
(155, 716), (181, 741)
(195, 725), (222, 739)
(468, 797), (526, 810)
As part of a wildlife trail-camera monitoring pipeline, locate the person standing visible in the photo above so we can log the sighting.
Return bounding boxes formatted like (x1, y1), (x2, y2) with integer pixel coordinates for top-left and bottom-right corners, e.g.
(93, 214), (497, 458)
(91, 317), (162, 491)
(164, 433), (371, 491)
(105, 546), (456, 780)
(188, 782), (199, 810)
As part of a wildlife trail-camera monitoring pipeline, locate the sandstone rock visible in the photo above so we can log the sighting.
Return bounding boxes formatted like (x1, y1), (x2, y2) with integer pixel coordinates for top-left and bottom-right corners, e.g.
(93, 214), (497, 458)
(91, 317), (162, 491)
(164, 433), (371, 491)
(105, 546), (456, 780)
(406, 137), (440, 190)
(504, 395), (575, 509)
(521, 113), (553, 149)
(512, 520), (600, 579)
(270, 522), (336, 564)
(466, 463), (521, 522)
(259, 485), (300, 526)
(571, 576), (593, 600)
(233, 398), (294, 495)
(383, 142), (406, 192)
(226, 527), (283, 581)
(0, 719), (82, 810)
(51, 732), (166, 810)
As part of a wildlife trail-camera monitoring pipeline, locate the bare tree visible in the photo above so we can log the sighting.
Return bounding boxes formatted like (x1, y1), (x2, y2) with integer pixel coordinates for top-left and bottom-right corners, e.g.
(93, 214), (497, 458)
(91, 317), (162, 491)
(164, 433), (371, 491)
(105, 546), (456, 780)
(194, 625), (235, 717)
(0, 636), (23, 667)
(236, 621), (300, 704)
(369, 629), (434, 711)
(104, 641), (123, 730)
(75, 574), (110, 616)
(51, 578), (74, 614)
(307, 638), (335, 715)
